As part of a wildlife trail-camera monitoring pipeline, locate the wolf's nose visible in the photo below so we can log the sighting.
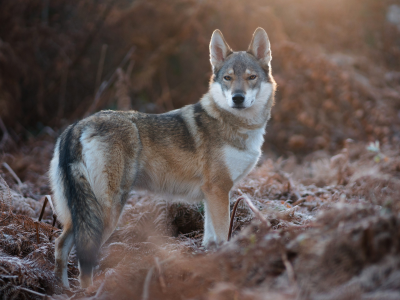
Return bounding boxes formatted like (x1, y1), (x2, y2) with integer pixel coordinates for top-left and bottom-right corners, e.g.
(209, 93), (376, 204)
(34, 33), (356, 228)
(232, 94), (245, 104)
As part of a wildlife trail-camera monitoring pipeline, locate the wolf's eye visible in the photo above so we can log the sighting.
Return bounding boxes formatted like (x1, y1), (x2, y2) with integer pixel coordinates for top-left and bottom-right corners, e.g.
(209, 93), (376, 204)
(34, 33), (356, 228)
(249, 75), (257, 80)
(224, 76), (232, 81)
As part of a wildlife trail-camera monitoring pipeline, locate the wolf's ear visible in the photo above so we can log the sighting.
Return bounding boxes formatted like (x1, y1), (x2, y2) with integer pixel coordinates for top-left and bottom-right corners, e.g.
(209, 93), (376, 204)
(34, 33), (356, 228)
(210, 29), (232, 72)
(247, 28), (271, 66)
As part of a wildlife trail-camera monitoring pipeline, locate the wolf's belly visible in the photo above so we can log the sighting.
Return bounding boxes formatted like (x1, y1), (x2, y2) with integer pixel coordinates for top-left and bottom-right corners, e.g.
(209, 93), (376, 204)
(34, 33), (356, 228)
(133, 169), (204, 202)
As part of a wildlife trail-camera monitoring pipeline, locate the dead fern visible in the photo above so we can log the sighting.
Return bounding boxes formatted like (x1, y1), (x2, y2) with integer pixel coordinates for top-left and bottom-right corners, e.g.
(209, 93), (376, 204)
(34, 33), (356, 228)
(0, 173), (12, 214)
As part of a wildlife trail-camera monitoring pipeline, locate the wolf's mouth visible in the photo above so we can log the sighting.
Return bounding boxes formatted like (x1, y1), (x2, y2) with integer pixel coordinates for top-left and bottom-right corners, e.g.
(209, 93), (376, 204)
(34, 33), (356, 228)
(232, 105), (245, 109)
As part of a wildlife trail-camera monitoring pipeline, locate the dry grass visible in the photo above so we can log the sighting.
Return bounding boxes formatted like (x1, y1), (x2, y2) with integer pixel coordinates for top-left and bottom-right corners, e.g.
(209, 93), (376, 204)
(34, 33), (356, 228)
(1, 139), (400, 299)
(1, 0), (399, 152)
(0, 0), (400, 299)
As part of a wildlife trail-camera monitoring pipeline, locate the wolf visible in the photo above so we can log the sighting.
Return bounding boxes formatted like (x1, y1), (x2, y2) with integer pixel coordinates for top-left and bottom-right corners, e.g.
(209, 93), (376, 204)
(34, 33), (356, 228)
(49, 27), (276, 288)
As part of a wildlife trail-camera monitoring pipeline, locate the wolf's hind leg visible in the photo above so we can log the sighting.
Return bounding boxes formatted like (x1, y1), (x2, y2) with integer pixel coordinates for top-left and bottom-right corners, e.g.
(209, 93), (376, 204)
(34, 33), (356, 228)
(69, 173), (104, 289)
(78, 254), (95, 288)
(76, 232), (101, 288)
(77, 201), (124, 288)
(54, 223), (74, 288)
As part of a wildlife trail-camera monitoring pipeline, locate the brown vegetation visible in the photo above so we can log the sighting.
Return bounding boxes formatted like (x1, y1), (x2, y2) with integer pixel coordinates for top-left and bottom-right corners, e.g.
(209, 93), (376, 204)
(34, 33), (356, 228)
(1, 0), (400, 152)
(0, 0), (400, 299)
(1, 140), (400, 299)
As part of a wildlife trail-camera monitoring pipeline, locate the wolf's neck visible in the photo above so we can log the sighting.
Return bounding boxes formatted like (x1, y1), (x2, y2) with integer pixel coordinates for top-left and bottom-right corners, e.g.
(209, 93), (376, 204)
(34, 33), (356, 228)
(200, 92), (271, 131)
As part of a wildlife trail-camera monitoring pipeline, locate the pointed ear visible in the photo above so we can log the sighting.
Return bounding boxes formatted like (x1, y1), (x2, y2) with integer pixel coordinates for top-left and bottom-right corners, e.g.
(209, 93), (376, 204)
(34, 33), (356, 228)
(247, 28), (271, 66)
(209, 29), (233, 71)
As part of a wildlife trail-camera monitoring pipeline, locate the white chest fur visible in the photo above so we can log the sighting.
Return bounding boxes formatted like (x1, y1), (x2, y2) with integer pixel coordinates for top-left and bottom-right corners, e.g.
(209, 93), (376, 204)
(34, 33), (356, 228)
(223, 127), (265, 183)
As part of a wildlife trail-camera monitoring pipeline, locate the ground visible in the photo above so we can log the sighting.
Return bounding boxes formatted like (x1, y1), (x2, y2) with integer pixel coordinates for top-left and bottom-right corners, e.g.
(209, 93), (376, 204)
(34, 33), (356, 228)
(1, 137), (400, 299)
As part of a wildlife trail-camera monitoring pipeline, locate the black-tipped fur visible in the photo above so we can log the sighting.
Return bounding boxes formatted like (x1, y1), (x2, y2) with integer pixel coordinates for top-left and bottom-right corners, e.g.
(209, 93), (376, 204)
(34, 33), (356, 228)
(58, 123), (104, 276)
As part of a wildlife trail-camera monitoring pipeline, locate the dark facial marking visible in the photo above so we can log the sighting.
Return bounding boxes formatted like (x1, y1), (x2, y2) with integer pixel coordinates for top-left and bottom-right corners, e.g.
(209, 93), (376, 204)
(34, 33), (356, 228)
(216, 52), (270, 85)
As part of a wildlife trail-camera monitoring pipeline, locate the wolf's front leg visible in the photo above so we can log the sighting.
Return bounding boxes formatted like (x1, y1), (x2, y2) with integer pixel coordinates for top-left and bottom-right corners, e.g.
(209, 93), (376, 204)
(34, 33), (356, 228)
(202, 184), (231, 247)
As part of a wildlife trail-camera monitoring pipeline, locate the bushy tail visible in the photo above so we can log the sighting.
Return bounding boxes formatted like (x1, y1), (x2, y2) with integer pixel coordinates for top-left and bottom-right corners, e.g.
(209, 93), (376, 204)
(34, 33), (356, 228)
(58, 124), (103, 278)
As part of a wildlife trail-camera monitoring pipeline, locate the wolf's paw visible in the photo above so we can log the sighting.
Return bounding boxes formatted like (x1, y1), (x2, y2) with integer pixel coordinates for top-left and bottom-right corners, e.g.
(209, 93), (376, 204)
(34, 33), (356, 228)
(202, 239), (218, 250)
(54, 267), (70, 289)
(202, 236), (226, 250)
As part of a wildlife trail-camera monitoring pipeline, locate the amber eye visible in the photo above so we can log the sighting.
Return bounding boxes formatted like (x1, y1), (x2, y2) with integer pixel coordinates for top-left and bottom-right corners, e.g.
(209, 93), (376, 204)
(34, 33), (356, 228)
(249, 75), (257, 80)
(223, 76), (232, 81)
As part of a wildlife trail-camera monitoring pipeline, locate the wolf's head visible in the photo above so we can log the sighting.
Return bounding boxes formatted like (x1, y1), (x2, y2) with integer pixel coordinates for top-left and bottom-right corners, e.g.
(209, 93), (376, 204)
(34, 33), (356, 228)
(209, 28), (274, 115)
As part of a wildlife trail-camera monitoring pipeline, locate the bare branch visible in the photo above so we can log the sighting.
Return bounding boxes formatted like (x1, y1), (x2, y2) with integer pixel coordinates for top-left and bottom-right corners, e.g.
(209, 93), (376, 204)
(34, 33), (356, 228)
(2, 162), (22, 187)
(141, 267), (154, 300)
(155, 257), (167, 293)
(237, 190), (271, 227)
(85, 46), (135, 117)
(282, 252), (296, 286)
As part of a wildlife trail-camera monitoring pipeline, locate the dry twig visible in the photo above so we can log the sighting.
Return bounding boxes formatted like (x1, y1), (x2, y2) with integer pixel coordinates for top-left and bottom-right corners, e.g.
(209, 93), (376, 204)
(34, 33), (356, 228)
(154, 257), (167, 293)
(37, 195), (58, 241)
(228, 197), (243, 241)
(94, 44), (108, 98)
(228, 191), (271, 240)
(57, 67), (69, 119)
(0, 117), (11, 149)
(0, 172), (13, 213)
(237, 190), (271, 226)
(1, 162), (22, 187)
(19, 287), (46, 298)
(141, 267), (154, 300)
(282, 252), (296, 286)
(85, 46), (135, 117)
